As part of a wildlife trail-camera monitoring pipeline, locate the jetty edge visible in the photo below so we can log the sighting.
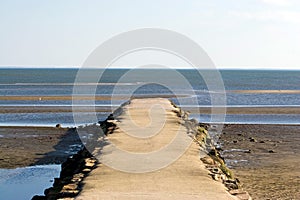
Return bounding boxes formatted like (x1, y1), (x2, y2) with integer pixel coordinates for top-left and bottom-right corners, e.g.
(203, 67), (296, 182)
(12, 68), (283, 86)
(33, 98), (251, 200)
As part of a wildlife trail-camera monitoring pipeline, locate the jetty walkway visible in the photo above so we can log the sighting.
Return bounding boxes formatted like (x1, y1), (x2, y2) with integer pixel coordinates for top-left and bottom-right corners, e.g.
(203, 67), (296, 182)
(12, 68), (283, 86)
(76, 98), (237, 200)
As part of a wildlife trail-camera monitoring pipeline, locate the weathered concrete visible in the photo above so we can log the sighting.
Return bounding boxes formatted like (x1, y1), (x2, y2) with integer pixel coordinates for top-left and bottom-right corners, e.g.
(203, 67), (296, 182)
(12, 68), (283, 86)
(76, 98), (238, 200)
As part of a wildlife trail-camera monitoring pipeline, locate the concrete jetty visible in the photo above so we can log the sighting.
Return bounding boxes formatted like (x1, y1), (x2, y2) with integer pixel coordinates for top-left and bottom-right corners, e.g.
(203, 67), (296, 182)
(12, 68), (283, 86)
(76, 98), (238, 200)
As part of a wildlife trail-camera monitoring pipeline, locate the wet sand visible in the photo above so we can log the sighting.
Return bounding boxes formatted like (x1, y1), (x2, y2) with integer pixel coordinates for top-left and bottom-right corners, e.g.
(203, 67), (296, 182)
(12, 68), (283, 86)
(0, 115), (299, 199)
(191, 106), (300, 115)
(1, 89), (300, 103)
(2, 106), (300, 115)
(220, 124), (300, 200)
(230, 90), (300, 94)
(0, 127), (82, 168)
(0, 94), (183, 101)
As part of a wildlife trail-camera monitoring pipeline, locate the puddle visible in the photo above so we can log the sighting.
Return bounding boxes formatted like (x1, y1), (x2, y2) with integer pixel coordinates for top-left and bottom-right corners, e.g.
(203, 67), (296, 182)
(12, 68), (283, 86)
(223, 148), (250, 153)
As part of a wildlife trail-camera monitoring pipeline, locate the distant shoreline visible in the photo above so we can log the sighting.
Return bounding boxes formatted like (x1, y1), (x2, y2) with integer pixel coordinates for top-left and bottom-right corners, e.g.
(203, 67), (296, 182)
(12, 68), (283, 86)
(1, 105), (300, 115)
(1, 66), (300, 71)
(231, 89), (300, 94)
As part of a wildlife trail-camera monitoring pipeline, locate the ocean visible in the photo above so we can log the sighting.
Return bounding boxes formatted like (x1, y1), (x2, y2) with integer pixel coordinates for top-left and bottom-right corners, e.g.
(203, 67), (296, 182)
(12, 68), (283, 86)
(1, 68), (299, 200)
(1, 68), (300, 126)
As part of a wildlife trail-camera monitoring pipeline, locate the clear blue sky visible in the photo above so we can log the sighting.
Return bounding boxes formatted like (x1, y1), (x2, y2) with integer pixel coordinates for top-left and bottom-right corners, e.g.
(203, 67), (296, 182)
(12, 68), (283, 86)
(0, 0), (300, 69)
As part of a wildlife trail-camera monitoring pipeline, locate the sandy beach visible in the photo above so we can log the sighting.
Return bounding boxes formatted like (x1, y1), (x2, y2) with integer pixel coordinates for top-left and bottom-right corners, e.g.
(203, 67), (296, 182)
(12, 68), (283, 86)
(1, 124), (299, 199)
(0, 126), (82, 168)
(0, 104), (299, 199)
(220, 124), (300, 200)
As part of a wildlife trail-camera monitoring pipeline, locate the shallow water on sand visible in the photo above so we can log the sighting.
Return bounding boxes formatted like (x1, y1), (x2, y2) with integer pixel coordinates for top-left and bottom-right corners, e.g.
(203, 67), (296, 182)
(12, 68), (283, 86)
(0, 112), (110, 127)
(0, 165), (61, 200)
(191, 113), (300, 125)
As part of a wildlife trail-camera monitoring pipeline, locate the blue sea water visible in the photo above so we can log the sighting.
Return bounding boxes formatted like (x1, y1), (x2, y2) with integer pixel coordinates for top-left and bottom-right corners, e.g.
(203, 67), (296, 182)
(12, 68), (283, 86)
(0, 68), (300, 125)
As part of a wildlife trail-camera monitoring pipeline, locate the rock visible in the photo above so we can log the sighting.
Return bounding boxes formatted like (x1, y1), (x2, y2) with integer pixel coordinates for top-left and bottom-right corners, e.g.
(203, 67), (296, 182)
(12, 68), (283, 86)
(212, 167), (221, 173)
(107, 114), (114, 120)
(62, 183), (78, 191)
(198, 126), (208, 135)
(195, 133), (206, 144)
(85, 160), (96, 168)
(82, 168), (92, 173)
(173, 108), (182, 117)
(44, 188), (50, 196)
(210, 170), (227, 182)
(71, 177), (82, 183)
(73, 173), (85, 178)
(213, 174), (220, 181)
(56, 124), (62, 128)
(32, 195), (46, 200)
(107, 120), (118, 124)
(199, 123), (209, 130)
(224, 181), (239, 190)
(200, 156), (215, 165)
(85, 157), (96, 163)
(220, 164), (234, 179)
(225, 182), (239, 190)
(268, 150), (275, 153)
(210, 124), (218, 130)
(244, 149), (251, 153)
(259, 141), (265, 143)
(249, 137), (257, 142)
(59, 189), (79, 196)
(208, 149), (225, 165)
(216, 146), (223, 151)
(40, 124), (105, 199)
(220, 174), (227, 181)
(233, 140), (238, 143)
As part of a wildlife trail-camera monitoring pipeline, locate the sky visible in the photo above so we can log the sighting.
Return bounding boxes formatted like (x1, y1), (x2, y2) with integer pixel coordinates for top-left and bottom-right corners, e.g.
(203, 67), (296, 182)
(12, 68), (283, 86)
(0, 0), (300, 69)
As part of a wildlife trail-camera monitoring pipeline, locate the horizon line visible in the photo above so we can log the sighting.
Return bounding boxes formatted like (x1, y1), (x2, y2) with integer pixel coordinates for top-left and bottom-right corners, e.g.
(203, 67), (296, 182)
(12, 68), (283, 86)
(0, 65), (299, 70)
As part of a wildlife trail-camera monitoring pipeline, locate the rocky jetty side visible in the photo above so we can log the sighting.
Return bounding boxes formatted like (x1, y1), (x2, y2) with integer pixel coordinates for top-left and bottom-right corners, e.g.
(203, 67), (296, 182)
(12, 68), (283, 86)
(172, 102), (252, 200)
(32, 116), (117, 200)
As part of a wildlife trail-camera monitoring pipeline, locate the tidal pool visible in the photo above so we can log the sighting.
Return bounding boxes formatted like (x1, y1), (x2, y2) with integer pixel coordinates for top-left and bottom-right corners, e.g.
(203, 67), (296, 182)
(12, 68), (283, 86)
(0, 164), (60, 200)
